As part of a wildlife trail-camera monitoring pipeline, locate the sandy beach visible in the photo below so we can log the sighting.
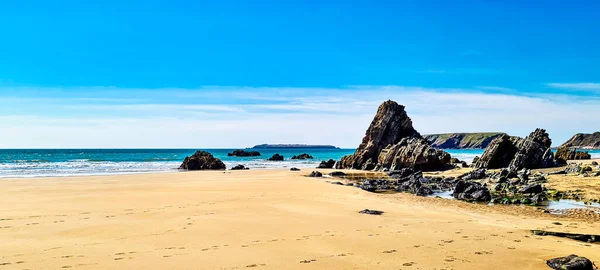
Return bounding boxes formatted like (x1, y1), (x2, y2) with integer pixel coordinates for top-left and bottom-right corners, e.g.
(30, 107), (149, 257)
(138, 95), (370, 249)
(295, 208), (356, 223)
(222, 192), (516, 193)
(0, 169), (598, 270)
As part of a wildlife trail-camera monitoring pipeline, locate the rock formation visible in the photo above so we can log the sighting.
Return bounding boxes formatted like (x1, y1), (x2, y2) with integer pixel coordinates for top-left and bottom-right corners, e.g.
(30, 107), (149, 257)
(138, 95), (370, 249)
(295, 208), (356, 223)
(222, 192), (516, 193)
(227, 149), (261, 157)
(336, 100), (451, 171)
(180, 151), (226, 170)
(317, 159), (336, 169)
(555, 147), (591, 164)
(377, 137), (451, 171)
(474, 129), (554, 170)
(268, 154), (284, 161)
(291, 153), (313, 159)
(231, 164), (249, 170)
(546, 254), (596, 270)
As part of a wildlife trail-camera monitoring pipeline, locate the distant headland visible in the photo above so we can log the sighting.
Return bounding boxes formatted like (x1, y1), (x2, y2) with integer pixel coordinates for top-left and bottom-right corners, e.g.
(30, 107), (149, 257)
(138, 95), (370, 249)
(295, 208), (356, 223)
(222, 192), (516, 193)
(251, 144), (340, 149)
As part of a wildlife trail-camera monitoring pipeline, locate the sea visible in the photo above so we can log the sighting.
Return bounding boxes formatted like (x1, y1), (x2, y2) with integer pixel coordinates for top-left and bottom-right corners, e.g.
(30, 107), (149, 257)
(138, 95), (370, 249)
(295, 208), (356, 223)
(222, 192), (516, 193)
(1, 149), (599, 178)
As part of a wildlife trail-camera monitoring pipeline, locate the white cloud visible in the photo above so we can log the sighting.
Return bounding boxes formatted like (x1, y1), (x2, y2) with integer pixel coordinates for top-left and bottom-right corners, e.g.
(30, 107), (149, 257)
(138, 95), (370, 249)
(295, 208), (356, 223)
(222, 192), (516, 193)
(0, 85), (598, 148)
(546, 83), (600, 92)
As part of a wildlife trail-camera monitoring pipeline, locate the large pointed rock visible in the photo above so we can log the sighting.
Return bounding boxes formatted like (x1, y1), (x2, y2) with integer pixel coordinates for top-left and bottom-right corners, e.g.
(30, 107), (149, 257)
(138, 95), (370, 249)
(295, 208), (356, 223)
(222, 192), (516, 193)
(475, 128), (555, 170)
(377, 137), (451, 171)
(337, 100), (450, 171)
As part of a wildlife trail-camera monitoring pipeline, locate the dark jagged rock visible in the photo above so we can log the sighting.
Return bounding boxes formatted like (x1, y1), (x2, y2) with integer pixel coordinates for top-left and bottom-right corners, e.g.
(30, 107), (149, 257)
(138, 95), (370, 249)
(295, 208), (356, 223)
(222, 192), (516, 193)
(227, 149), (261, 157)
(593, 161), (599, 166)
(317, 159), (336, 169)
(475, 129), (554, 170)
(457, 168), (487, 181)
(377, 137), (451, 171)
(268, 154), (284, 161)
(388, 168), (416, 178)
(308, 171), (323, 177)
(555, 147), (591, 164)
(532, 230), (600, 243)
(546, 255), (596, 270)
(291, 153), (314, 160)
(359, 209), (384, 215)
(180, 151), (226, 170)
(337, 100), (450, 171)
(452, 181), (491, 202)
(329, 171), (346, 177)
(290, 167), (301, 171)
(520, 184), (543, 194)
(565, 163), (583, 174)
(359, 179), (391, 192)
(231, 164), (249, 170)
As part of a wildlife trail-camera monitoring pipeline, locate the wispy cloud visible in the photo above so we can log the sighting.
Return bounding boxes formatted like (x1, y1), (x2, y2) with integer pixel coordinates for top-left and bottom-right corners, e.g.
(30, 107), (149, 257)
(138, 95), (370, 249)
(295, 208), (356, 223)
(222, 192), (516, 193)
(0, 85), (598, 148)
(546, 82), (600, 92)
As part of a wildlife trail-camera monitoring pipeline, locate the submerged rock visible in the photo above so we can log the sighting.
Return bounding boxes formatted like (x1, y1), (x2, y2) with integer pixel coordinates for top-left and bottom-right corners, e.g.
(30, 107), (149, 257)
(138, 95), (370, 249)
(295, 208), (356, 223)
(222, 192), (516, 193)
(546, 254), (596, 270)
(180, 151), (226, 170)
(291, 153), (313, 160)
(317, 159), (336, 169)
(227, 149), (261, 157)
(268, 154), (284, 161)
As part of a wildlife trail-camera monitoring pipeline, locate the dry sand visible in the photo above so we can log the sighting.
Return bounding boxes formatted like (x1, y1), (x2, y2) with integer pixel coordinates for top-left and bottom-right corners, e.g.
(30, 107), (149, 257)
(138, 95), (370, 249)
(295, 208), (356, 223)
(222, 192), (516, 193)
(1, 169), (599, 269)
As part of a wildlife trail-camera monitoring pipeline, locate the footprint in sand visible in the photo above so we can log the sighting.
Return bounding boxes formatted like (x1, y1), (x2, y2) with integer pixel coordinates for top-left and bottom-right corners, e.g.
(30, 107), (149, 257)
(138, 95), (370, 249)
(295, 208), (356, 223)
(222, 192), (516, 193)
(299, 259), (317, 264)
(383, 249), (397, 254)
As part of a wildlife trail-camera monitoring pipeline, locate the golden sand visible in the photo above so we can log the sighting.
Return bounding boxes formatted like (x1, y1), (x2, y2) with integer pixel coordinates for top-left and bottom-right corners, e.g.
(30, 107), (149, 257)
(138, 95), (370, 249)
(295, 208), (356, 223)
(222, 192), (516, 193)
(0, 169), (598, 269)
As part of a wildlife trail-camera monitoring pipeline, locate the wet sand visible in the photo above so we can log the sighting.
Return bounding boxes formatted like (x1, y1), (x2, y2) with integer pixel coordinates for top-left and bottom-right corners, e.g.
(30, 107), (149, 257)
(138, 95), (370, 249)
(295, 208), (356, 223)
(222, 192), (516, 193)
(0, 169), (599, 269)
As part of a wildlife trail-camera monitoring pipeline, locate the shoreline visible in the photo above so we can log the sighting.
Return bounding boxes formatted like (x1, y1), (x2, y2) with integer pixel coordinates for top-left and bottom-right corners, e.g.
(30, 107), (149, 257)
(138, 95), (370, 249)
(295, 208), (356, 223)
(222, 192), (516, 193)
(0, 169), (598, 269)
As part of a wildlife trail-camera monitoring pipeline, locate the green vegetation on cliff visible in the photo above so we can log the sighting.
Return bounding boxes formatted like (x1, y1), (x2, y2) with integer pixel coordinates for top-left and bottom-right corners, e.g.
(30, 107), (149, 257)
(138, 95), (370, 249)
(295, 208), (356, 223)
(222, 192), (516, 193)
(425, 132), (506, 149)
(560, 132), (600, 149)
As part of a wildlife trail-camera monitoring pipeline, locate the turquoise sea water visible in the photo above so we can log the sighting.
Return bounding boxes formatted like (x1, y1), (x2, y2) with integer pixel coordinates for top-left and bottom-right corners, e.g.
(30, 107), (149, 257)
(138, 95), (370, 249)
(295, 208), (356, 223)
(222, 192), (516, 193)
(1, 149), (599, 178)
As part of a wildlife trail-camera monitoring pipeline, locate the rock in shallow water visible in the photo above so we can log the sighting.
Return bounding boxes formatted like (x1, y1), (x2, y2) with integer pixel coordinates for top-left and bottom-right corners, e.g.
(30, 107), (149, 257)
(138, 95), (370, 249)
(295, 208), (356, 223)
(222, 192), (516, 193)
(546, 254), (596, 270)
(227, 149), (261, 157)
(268, 154), (284, 161)
(317, 159), (336, 169)
(308, 171), (323, 177)
(180, 151), (226, 170)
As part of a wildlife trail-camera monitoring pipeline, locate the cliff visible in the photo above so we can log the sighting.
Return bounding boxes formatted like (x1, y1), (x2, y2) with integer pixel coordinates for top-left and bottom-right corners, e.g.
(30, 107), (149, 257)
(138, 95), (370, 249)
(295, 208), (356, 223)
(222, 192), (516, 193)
(251, 144), (339, 149)
(424, 133), (506, 149)
(559, 132), (600, 149)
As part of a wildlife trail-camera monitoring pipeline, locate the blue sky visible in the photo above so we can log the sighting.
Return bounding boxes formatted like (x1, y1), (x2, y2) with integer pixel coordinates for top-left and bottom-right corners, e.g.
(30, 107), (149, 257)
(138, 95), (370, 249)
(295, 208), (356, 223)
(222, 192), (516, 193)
(1, 1), (599, 148)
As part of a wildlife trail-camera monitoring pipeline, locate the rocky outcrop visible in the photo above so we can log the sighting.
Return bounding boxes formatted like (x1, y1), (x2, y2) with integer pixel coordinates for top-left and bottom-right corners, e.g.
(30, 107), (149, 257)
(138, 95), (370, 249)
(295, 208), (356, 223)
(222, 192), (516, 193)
(291, 153), (313, 160)
(317, 159), (336, 169)
(475, 129), (554, 170)
(268, 154), (284, 161)
(308, 171), (323, 177)
(452, 181), (491, 202)
(377, 137), (451, 171)
(227, 149), (261, 157)
(560, 132), (600, 149)
(555, 147), (591, 164)
(180, 151), (226, 170)
(425, 133), (506, 149)
(336, 100), (451, 171)
(546, 254), (597, 270)
(231, 164), (249, 170)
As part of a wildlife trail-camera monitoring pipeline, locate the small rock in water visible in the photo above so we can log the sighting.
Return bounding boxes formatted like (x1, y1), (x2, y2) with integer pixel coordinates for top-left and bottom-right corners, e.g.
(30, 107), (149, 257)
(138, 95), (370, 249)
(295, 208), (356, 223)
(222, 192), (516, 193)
(308, 171), (323, 177)
(230, 164), (249, 170)
(329, 171), (347, 177)
(317, 159), (336, 169)
(359, 209), (384, 215)
(268, 154), (284, 161)
(546, 254), (596, 270)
